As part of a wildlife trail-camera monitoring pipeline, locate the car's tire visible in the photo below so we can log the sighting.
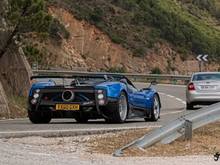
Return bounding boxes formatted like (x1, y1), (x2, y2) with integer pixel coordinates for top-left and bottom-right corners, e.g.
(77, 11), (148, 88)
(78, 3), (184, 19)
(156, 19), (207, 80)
(107, 91), (128, 123)
(75, 116), (89, 123)
(145, 94), (161, 122)
(28, 111), (52, 124)
(186, 102), (194, 110)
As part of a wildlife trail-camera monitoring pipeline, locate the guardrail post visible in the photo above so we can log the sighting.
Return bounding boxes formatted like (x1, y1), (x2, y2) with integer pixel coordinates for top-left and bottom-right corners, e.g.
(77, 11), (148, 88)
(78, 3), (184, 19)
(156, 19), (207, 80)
(184, 120), (192, 140)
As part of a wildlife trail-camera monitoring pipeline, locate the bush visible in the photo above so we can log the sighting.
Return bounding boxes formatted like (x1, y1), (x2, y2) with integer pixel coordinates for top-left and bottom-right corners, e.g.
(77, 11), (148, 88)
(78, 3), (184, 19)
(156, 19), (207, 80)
(110, 33), (124, 44)
(192, 0), (216, 14)
(133, 47), (147, 57)
(107, 66), (126, 73)
(8, 0), (69, 42)
(49, 18), (70, 40)
(89, 7), (104, 23)
(23, 45), (42, 64)
(113, 0), (138, 11)
(151, 67), (162, 74)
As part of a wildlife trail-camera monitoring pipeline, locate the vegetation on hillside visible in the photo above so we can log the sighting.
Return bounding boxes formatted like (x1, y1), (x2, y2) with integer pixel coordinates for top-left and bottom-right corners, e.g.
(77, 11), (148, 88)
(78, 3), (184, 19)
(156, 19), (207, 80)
(50, 0), (220, 61)
(0, 0), (69, 58)
(7, 0), (69, 39)
(179, 0), (220, 19)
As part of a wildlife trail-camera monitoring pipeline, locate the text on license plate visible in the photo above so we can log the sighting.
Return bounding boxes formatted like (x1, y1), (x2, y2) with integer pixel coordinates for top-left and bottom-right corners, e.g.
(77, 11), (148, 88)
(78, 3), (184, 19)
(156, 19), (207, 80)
(55, 104), (80, 111)
(201, 85), (215, 90)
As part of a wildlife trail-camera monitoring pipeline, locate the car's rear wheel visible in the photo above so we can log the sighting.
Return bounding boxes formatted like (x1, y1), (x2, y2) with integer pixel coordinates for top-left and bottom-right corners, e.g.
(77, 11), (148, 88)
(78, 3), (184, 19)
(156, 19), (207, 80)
(145, 95), (160, 122)
(107, 92), (128, 123)
(28, 111), (52, 124)
(186, 102), (194, 110)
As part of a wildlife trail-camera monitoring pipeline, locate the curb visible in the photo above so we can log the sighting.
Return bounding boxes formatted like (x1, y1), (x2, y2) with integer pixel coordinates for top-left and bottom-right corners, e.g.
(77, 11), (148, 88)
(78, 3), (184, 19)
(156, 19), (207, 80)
(0, 126), (161, 139)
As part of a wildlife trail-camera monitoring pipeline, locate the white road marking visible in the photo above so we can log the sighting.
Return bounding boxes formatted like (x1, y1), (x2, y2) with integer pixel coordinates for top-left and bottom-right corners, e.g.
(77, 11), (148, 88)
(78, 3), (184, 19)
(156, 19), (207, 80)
(159, 92), (186, 105)
(160, 110), (183, 116)
(158, 84), (186, 88)
(167, 95), (175, 98)
(176, 98), (183, 102)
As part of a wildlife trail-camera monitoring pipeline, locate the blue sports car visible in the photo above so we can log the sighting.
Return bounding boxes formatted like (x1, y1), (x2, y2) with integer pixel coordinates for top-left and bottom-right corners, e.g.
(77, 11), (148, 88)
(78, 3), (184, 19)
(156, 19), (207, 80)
(28, 74), (161, 124)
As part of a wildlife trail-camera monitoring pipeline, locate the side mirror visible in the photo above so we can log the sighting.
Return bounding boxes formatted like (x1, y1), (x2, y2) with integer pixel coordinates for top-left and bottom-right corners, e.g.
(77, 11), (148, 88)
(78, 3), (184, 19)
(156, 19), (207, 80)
(147, 81), (157, 89)
(141, 81), (158, 91)
(151, 81), (158, 86)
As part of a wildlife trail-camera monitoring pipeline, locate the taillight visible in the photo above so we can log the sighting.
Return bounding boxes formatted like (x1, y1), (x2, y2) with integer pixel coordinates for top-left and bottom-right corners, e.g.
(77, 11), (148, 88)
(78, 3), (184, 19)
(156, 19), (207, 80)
(44, 96), (49, 100)
(188, 83), (195, 91)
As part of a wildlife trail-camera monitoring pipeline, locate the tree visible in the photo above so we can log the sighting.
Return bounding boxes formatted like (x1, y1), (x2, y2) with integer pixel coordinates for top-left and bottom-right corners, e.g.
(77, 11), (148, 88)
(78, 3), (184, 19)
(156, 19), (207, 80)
(0, 0), (52, 58)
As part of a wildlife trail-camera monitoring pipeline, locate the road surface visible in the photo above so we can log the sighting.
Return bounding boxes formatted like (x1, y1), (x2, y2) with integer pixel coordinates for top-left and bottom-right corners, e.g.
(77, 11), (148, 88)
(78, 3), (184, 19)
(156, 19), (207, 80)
(1, 83), (214, 165)
(0, 83), (188, 138)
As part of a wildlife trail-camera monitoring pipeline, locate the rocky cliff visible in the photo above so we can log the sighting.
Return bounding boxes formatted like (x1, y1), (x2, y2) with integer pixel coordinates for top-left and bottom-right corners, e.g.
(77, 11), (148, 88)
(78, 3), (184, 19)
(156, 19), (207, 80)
(30, 6), (219, 74)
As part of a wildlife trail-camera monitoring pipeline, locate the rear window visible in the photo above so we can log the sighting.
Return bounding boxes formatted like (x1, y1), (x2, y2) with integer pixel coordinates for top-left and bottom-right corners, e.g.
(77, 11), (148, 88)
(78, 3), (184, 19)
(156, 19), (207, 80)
(192, 73), (220, 81)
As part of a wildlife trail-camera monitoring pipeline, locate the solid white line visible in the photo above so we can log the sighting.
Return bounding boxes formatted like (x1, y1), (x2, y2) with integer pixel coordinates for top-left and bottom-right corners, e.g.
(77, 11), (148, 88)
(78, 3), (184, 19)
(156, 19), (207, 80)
(176, 98), (183, 102)
(160, 92), (186, 106)
(158, 84), (186, 88)
(167, 95), (175, 98)
(181, 101), (186, 105)
(160, 110), (183, 116)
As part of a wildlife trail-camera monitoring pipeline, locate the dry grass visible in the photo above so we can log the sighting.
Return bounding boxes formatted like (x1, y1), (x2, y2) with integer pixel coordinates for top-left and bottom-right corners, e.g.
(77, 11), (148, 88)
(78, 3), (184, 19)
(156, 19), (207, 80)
(7, 95), (27, 118)
(87, 122), (220, 157)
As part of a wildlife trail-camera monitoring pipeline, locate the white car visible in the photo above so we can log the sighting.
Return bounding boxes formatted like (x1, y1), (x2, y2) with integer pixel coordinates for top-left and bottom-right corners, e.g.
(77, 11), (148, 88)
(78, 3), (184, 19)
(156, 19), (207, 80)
(186, 72), (220, 110)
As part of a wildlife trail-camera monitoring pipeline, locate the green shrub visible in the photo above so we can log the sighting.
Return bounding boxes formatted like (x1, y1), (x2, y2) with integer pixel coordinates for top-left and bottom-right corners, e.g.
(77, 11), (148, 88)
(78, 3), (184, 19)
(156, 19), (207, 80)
(107, 66), (126, 73)
(49, 18), (70, 40)
(110, 34), (124, 44)
(23, 45), (42, 64)
(113, 0), (138, 11)
(8, 0), (69, 41)
(89, 7), (104, 23)
(133, 47), (147, 57)
(151, 67), (162, 74)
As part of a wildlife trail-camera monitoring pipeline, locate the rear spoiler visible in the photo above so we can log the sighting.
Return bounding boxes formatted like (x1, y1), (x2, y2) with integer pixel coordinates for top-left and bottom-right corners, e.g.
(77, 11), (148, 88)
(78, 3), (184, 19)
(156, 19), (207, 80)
(30, 73), (126, 80)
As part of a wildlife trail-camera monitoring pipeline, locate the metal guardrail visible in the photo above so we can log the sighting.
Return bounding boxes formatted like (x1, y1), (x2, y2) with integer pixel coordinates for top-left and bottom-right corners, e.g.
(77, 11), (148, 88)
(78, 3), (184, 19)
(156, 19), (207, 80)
(32, 70), (191, 84)
(113, 102), (220, 157)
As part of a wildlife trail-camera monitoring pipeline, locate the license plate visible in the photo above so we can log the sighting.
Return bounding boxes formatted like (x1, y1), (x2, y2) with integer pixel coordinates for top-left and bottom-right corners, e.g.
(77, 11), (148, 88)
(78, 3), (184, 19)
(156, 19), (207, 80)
(201, 85), (215, 90)
(55, 104), (80, 111)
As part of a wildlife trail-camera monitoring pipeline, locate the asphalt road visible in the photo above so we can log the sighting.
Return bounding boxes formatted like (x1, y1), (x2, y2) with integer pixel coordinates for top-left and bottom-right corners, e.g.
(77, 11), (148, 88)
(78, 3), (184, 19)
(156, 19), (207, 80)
(0, 83), (187, 138)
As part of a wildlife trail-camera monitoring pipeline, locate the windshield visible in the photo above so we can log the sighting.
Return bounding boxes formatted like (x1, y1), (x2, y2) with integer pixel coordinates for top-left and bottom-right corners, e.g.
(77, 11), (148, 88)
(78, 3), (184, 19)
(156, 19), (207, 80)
(32, 75), (132, 86)
(33, 77), (107, 86)
(192, 73), (220, 81)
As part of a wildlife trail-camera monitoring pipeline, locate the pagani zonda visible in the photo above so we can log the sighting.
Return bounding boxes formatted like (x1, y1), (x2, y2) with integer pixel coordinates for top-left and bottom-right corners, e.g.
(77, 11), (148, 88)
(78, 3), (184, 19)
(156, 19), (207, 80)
(28, 74), (161, 123)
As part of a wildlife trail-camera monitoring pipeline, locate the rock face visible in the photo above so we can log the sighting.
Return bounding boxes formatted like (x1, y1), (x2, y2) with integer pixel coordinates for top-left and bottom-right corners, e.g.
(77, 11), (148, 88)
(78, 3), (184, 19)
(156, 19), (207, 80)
(0, 45), (32, 96)
(0, 0), (8, 27)
(0, 81), (10, 119)
(46, 6), (220, 74)
(0, 0), (32, 96)
(0, 0), (9, 51)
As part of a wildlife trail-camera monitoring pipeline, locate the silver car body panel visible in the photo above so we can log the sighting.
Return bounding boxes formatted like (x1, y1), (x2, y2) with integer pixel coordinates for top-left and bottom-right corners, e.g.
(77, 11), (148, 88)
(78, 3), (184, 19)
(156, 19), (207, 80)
(186, 72), (220, 104)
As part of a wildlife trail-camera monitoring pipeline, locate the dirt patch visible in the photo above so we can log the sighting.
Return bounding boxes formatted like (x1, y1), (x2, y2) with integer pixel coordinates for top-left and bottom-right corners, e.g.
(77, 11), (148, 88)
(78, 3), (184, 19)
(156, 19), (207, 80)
(3, 122), (220, 158)
(87, 122), (220, 157)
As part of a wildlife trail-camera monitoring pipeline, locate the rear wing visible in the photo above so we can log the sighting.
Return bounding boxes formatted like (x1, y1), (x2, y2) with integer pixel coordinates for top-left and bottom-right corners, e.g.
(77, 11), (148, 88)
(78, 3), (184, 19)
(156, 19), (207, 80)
(30, 73), (126, 81)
